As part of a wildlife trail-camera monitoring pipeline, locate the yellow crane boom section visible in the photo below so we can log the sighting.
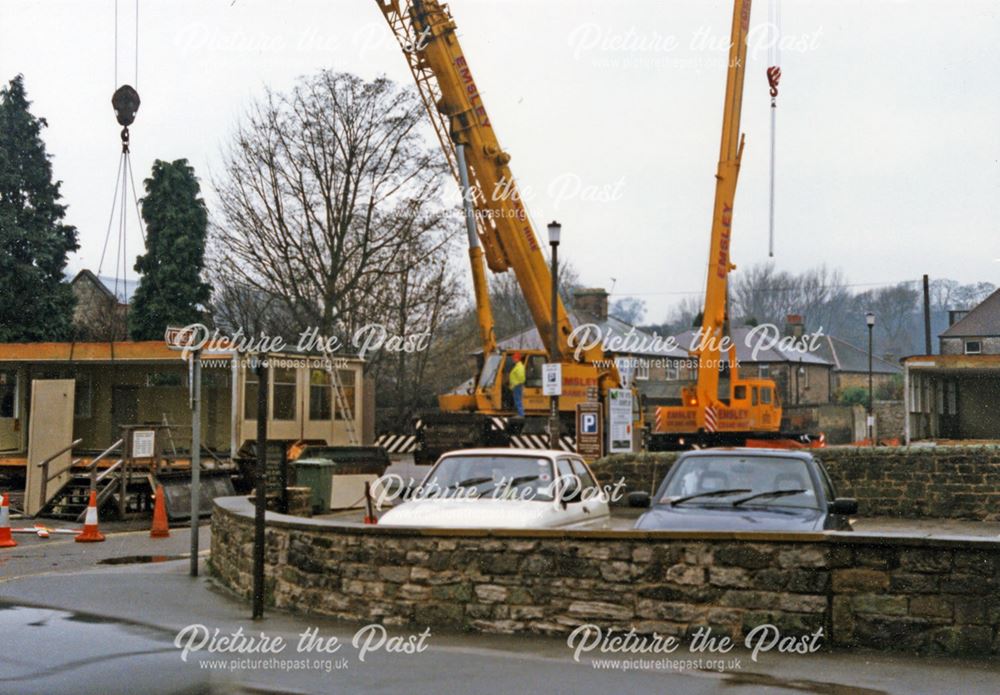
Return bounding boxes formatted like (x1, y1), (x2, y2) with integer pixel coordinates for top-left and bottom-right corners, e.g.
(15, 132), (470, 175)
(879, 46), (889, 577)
(376, 0), (602, 365)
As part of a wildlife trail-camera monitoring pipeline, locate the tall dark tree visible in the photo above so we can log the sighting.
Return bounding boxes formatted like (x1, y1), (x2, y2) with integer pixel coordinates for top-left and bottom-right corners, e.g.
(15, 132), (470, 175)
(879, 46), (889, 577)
(0, 75), (78, 341)
(129, 159), (211, 340)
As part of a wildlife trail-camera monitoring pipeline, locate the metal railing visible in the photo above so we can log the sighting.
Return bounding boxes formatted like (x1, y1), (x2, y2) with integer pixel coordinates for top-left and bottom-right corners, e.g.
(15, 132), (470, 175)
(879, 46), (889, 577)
(35, 438), (83, 513)
(85, 438), (125, 493)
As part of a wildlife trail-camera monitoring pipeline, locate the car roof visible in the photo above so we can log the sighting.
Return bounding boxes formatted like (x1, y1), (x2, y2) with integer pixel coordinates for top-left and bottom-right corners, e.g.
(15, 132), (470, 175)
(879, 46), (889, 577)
(680, 447), (815, 462)
(438, 448), (576, 460)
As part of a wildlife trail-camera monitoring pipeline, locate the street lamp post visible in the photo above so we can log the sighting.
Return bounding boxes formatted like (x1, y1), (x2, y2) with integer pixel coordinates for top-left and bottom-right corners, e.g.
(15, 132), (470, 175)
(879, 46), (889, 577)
(866, 311), (875, 446)
(548, 221), (561, 450)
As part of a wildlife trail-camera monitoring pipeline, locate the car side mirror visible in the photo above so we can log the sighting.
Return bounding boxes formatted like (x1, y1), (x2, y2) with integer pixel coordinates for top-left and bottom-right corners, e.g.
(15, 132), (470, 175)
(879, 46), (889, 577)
(627, 491), (651, 508)
(830, 497), (858, 515)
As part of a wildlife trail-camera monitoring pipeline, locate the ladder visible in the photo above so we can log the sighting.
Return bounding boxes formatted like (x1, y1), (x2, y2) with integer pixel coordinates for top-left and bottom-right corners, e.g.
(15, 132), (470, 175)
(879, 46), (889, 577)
(326, 354), (360, 446)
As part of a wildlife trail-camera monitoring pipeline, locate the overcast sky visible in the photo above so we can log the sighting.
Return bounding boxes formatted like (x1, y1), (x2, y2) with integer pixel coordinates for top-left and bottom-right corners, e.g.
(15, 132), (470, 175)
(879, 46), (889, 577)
(2, 0), (998, 321)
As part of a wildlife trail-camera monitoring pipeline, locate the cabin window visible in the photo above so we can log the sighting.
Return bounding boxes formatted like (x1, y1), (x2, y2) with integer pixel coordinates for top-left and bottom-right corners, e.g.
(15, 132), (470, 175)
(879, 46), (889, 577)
(751, 387), (758, 406)
(74, 374), (92, 418)
(761, 387), (773, 404)
(964, 340), (981, 355)
(334, 369), (357, 420)
(309, 369), (332, 420)
(525, 355), (545, 388)
(733, 385), (746, 400)
(272, 368), (297, 420)
(0, 370), (16, 418)
(244, 368), (258, 420)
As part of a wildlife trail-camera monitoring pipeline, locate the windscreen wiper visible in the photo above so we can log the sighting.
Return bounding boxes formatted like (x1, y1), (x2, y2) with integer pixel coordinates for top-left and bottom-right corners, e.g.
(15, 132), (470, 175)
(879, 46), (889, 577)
(481, 474), (540, 499)
(667, 488), (751, 506)
(448, 476), (493, 489)
(731, 489), (807, 507)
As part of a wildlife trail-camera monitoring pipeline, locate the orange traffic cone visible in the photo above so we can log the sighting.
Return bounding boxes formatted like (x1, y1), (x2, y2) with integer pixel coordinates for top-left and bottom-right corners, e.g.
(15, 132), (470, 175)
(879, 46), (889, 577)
(150, 484), (170, 538)
(0, 492), (17, 548)
(75, 490), (105, 543)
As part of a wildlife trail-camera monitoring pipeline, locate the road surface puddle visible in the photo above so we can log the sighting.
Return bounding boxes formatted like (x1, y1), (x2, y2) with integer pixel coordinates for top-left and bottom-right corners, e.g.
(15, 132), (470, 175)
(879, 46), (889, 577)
(97, 554), (187, 565)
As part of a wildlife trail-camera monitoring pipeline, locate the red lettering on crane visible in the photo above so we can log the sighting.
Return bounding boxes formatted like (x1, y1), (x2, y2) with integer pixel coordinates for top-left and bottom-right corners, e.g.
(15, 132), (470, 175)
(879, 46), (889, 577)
(454, 57), (491, 126)
(522, 224), (539, 251)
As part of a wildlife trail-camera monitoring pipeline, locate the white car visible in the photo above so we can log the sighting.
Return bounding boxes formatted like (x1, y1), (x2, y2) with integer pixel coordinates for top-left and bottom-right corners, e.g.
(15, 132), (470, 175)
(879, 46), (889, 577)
(377, 448), (610, 529)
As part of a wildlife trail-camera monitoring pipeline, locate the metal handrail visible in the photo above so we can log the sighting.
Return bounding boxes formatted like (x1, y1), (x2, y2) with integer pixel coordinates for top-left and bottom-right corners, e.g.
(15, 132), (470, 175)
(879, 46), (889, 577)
(36, 438), (83, 473)
(95, 459), (123, 483)
(87, 438), (126, 493)
(45, 457), (82, 483)
(35, 438), (83, 515)
(85, 438), (125, 472)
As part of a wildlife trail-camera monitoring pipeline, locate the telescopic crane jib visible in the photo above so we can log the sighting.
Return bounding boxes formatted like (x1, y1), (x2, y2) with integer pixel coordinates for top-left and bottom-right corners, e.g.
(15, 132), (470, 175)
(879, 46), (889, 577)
(376, 0), (642, 461)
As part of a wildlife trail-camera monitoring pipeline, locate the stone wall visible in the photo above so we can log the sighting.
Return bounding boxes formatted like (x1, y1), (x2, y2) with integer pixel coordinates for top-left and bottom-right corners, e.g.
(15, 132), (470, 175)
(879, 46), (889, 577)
(590, 446), (1000, 522)
(211, 497), (1000, 655)
(873, 400), (904, 441)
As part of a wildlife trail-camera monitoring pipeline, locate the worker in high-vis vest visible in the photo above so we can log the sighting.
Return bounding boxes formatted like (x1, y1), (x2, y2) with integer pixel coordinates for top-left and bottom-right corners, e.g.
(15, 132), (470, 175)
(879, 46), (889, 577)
(509, 352), (526, 417)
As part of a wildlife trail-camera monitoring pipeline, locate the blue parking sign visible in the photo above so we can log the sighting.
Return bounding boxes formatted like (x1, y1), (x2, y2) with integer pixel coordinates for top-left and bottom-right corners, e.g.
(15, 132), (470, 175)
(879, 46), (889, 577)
(581, 412), (598, 434)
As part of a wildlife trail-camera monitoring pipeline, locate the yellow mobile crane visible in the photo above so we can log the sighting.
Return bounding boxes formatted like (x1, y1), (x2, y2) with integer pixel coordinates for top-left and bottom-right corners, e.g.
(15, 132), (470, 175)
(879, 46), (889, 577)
(651, 0), (820, 450)
(376, 0), (641, 461)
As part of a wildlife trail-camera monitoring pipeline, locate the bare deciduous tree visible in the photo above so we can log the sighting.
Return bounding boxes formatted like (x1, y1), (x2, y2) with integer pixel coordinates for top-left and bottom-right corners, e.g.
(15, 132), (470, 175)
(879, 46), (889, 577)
(212, 71), (457, 338)
(211, 71), (463, 430)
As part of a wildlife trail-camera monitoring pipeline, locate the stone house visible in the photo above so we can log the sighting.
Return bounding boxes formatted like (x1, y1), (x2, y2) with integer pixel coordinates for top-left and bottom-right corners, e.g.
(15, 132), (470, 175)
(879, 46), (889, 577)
(811, 334), (901, 398)
(69, 269), (137, 341)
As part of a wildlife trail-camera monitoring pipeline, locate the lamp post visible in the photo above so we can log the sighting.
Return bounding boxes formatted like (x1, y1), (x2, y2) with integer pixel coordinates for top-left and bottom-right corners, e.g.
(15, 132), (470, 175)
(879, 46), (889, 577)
(548, 221), (561, 450)
(865, 311), (875, 446)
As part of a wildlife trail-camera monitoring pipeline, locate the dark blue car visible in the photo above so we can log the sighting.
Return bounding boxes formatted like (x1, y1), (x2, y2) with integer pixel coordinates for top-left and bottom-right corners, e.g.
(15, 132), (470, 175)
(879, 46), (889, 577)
(631, 448), (857, 532)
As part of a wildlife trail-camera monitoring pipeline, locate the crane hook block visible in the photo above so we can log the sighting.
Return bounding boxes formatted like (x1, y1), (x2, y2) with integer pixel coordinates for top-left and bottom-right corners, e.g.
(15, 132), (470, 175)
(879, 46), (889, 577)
(112, 85), (141, 127)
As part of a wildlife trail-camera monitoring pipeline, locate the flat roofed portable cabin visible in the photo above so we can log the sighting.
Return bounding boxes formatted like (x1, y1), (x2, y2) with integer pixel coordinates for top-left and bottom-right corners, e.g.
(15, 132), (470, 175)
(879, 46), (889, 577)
(0, 341), (369, 476)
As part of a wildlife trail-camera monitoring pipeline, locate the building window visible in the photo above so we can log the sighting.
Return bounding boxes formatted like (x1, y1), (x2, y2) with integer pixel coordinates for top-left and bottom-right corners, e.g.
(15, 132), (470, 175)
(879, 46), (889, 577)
(665, 362), (679, 381)
(634, 358), (649, 381)
(74, 374), (92, 418)
(309, 369), (331, 421)
(272, 368), (297, 421)
(759, 364), (770, 379)
(964, 340), (982, 355)
(244, 368), (258, 420)
(334, 369), (356, 420)
(0, 370), (16, 418)
(147, 371), (183, 387)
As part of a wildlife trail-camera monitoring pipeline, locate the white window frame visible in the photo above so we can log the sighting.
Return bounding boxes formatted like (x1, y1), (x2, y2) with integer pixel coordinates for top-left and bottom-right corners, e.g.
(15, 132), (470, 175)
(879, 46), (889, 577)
(634, 358), (649, 382)
(964, 340), (982, 355)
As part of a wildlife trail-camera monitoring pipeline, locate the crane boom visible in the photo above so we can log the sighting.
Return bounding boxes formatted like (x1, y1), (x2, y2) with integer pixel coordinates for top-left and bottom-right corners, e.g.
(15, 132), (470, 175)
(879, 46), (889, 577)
(695, 0), (750, 408)
(650, 0), (818, 448)
(376, 0), (602, 365)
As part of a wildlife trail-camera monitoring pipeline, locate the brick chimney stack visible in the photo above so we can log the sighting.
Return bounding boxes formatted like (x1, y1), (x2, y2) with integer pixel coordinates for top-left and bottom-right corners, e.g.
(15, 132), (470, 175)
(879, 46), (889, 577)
(785, 314), (805, 338)
(573, 288), (609, 321)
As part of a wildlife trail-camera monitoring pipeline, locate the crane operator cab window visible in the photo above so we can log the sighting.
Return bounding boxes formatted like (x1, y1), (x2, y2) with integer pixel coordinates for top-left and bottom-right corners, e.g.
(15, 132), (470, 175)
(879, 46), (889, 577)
(479, 354), (503, 391)
(761, 387), (772, 405)
(524, 355), (545, 389)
